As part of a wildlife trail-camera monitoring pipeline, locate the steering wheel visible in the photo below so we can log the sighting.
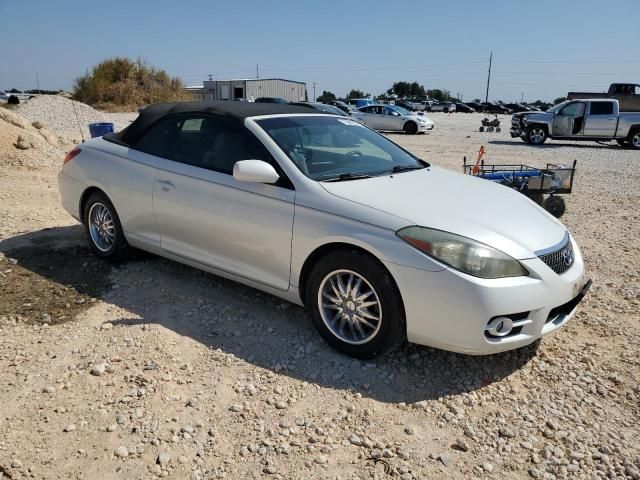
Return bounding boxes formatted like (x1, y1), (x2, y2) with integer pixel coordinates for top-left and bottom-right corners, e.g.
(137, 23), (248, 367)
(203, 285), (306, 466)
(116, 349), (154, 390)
(344, 150), (363, 162)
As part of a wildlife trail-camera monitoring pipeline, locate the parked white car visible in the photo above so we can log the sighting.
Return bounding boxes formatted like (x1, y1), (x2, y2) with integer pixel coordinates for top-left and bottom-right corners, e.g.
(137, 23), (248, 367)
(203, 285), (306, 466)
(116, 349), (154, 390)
(0, 90), (9, 102)
(58, 102), (590, 358)
(427, 102), (456, 113)
(351, 105), (434, 134)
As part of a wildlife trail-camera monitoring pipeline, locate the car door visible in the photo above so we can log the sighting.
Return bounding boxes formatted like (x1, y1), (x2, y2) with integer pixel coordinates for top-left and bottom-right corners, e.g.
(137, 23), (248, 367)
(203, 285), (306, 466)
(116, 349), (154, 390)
(552, 101), (586, 137)
(133, 114), (295, 291)
(583, 101), (617, 137)
(382, 107), (404, 130)
(356, 105), (382, 129)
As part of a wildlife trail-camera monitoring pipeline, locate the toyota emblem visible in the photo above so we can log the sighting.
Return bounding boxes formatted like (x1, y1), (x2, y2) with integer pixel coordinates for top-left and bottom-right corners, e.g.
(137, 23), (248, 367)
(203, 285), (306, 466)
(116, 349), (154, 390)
(561, 248), (573, 266)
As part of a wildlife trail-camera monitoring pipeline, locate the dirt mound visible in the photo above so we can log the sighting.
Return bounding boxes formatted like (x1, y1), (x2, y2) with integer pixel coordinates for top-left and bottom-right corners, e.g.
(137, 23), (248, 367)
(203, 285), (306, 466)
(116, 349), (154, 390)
(16, 95), (115, 142)
(0, 107), (74, 168)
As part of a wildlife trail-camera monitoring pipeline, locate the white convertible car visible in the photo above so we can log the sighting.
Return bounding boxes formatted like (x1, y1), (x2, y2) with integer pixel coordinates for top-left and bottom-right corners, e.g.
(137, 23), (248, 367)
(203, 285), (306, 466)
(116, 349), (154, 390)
(58, 101), (590, 358)
(351, 104), (434, 134)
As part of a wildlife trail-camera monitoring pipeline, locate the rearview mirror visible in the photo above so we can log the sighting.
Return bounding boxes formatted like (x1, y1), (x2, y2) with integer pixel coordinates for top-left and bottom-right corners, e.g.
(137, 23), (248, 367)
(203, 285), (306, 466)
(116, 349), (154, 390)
(233, 160), (280, 184)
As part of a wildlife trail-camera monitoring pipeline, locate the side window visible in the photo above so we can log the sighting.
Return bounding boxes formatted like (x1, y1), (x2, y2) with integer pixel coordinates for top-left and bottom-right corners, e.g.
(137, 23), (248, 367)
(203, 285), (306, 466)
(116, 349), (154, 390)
(134, 117), (181, 159)
(559, 102), (584, 116)
(134, 115), (267, 175)
(590, 102), (614, 115)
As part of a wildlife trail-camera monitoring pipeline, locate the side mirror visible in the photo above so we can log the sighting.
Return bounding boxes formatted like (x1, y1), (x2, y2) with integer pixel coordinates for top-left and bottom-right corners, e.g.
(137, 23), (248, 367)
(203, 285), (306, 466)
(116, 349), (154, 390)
(233, 160), (280, 184)
(233, 160), (280, 183)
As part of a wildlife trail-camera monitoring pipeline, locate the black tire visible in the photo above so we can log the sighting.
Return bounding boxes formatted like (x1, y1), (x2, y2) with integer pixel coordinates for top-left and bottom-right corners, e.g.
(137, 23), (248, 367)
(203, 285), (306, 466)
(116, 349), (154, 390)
(306, 249), (406, 359)
(628, 129), (640, 150)
(403, 121), (418, 134)
(83, 191), (130, 260)
(542, 196), (566, 218)
(443, 107), (449, 113)
(616, 139), (628, 147)
(527, 126), (547, 145)
(496, 127), (501, 133)
(479, 126), (485, 132)
(426, 107), (432, 112)
(527, 192), (544, 205)
(521, 133), (531, 144)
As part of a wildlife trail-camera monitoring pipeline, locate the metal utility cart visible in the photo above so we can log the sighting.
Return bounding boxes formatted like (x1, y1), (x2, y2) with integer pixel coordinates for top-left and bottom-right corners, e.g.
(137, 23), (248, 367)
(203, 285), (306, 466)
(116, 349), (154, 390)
(479, 115), (501, 132)
(463, 157), (577, 218)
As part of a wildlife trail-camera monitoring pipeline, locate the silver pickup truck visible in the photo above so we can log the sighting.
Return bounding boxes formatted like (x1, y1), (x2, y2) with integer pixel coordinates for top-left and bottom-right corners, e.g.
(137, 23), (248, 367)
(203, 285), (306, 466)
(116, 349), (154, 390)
(510, 99), (640, 150)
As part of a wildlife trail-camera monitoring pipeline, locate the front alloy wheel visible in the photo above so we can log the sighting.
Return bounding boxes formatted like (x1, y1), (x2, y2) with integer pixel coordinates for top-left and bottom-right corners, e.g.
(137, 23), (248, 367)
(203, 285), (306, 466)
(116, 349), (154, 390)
(318, 270), (382, 345)
(528, 127), (547, 145)
(307, 249), (405, 358)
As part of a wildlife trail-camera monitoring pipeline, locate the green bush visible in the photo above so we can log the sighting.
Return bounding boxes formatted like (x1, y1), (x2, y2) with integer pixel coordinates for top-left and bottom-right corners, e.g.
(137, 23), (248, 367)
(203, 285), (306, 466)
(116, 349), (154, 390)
(73, 57), (189, 110)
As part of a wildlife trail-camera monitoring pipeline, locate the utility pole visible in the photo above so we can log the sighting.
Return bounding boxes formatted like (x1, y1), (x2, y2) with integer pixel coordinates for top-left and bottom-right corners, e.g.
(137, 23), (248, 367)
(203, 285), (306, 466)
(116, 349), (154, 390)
(208, 74), (213, 81)
(484, 52), (492, 103)
(312, 82), (316, 101)
(256, 64), (259, 79)
(36, 72), (40, 93)
(521, 92), (524, 103)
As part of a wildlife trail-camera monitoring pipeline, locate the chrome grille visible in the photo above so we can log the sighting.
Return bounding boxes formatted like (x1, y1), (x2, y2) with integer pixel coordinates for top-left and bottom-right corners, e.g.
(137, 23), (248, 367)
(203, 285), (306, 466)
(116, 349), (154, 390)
(538, 237), (574, 274)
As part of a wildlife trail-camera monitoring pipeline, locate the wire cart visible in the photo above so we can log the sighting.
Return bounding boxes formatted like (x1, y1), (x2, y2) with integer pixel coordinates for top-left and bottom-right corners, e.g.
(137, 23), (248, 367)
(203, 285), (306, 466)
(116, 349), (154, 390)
(463, 158), (577, 218)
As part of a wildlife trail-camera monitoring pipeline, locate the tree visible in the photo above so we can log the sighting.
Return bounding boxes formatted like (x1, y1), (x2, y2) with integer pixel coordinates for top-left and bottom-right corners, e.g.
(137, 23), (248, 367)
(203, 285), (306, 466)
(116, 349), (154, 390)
(346, 89), (367, 99)
(426, 88), (455, 102)
(387, 81), (426, 98)
(316, 90), (336, 103)
(553, 96), (567, 105)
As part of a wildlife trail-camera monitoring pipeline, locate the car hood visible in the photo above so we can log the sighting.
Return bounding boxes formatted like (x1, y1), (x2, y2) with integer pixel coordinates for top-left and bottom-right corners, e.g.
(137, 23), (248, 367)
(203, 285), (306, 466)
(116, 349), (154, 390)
(517, 111), (552, 121)
(320, 166), (567, 259)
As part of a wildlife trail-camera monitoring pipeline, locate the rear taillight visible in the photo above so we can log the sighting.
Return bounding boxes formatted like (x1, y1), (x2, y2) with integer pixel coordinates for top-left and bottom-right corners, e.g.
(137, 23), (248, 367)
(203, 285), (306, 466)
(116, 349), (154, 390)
(63, 147), (81, 164)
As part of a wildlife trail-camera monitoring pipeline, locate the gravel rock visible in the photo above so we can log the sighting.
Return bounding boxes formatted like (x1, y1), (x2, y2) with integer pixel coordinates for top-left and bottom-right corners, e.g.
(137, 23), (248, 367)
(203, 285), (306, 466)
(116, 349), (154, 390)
(90, 363), (106, 376)
(114, 446), (129, 458)
(156, 452), (171, 465)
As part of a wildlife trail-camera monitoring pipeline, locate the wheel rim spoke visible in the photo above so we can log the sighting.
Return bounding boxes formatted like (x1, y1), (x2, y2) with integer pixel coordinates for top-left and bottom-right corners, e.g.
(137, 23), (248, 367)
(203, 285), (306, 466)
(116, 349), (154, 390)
(317, 269), (382, 345)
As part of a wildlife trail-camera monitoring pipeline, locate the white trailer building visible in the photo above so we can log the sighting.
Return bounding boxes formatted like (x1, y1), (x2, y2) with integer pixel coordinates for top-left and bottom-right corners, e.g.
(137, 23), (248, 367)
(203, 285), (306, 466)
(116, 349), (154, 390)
(200, 78), (307, 102)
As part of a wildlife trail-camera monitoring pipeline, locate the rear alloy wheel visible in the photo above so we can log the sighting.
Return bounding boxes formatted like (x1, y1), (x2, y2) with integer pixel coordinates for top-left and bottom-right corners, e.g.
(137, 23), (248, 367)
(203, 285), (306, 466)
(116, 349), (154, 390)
(629, 130), (640, 150)
(307, 250), (405, 358)
(527, 127), (547, 145)
(403, 121), (418, 134)
(83, 191), (130, 260)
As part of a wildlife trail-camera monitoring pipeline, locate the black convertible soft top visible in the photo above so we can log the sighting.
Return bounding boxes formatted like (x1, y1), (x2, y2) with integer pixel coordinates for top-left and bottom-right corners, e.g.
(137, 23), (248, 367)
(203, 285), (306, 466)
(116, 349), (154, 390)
(116, 101), (314, 145)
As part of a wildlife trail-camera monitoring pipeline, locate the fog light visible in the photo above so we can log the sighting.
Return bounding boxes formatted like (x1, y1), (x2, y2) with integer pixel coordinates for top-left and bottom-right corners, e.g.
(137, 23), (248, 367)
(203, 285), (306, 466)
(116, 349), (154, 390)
(486, 316), (514, 337)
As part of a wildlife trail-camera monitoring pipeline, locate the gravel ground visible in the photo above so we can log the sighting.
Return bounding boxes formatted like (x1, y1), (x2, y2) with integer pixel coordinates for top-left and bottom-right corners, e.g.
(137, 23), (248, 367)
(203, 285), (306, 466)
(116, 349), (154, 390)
(0, 112), (638, 480)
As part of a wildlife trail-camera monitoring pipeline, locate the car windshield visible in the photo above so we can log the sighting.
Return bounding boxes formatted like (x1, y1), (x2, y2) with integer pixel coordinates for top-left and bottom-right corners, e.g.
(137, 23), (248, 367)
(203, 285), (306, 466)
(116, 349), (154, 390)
(256, 115), (427, 181)
(390, 105), (411, 115)
(547, 101), (570, 113)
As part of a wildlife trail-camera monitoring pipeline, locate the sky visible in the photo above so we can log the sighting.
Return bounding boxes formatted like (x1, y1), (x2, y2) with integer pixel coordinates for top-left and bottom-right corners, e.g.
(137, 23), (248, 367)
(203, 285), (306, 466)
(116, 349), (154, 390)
(1, 0), (639, 102)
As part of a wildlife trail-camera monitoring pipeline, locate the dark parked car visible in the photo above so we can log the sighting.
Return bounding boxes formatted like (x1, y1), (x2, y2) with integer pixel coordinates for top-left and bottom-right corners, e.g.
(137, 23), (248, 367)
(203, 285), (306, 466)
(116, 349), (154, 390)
(454, 103), (476, 113)
(482, 102), (512, 114)
(504, 103), (530, 113)
(289, 102), (348, 116)
(325, 100), (353, 114)
(466, 102), (485, 111)
(254, 97), (288, 104)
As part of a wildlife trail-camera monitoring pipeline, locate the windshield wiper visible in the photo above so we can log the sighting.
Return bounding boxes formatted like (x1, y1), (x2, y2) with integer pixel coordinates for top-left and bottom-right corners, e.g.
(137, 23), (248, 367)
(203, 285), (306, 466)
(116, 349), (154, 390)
(389, 165), (426, 174)
(320, 173), (374, 182)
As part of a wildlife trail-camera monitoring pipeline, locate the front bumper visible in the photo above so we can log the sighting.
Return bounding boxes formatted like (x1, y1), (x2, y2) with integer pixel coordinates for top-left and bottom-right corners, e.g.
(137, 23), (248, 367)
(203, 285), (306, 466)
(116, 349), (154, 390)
(417, 123), (434, 132)
(384, 235), (589, 355)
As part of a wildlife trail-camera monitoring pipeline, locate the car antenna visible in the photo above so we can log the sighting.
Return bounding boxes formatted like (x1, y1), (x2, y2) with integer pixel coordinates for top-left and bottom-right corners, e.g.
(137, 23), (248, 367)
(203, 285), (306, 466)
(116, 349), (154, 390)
(70, 98), (85, 142)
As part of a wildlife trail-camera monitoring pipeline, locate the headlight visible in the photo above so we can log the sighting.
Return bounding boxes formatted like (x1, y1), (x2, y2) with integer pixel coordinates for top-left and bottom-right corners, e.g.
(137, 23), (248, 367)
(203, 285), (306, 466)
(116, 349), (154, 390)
(397, 227), (528, 279)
